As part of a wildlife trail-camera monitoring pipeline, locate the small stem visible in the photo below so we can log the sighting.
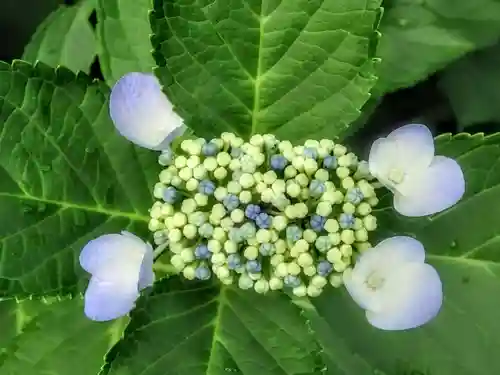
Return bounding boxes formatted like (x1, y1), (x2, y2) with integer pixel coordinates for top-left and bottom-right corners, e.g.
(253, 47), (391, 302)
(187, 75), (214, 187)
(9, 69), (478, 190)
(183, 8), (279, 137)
(153, 243), (169, 260)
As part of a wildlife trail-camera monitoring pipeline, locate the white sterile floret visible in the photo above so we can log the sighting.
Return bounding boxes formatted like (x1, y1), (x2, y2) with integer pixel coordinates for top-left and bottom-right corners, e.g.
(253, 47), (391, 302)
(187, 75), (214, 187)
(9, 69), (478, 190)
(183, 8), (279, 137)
(316, 202), (332, 217)
(214, 167), (228, 180)
(79, 231), (154, 321)
(204, 157), (218, 171)
(183, 224), (197, 239)
(368, 124), (465, 217)
(343, 236), (443, 330)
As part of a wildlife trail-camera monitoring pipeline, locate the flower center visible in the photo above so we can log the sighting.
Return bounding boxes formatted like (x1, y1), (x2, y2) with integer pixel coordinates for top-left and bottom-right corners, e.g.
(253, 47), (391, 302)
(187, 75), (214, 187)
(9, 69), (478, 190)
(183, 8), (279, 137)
(365, 271), (385, 291)
(387, 168), (405, 185)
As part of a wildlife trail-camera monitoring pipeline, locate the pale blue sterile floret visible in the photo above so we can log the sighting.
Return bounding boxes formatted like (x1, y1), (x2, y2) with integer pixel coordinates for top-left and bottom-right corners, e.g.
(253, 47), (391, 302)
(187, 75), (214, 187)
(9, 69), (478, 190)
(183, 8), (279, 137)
(270, 155), (288, 170)
(199, 180), (216, 195)
(284, 275), (301, 288)
(339, 213), (355, 229)
(309, 180), (326, 197)
(246, 260), (262, 273)
(303, 147), (318, 159)
(227, 254), (242, 270)
(79, 231), (154, 322)
(317, 260), (333, 276)
(259, 243), (274, 256)
(310, 215), (326, 232)
(202, 142), (218, 156)
(199, 223), (214, 238)
(223, 194), (240, 211)
(323, 156), (337, 169)
(286, 225), (302, 242)
(255, 212), (271, 229)
(163, 186), (177, 203)
(195, 244), (211, 259)
(245, 204), (261, 220)
(347, 187), (364, 204)
(195, 266), (211, 280)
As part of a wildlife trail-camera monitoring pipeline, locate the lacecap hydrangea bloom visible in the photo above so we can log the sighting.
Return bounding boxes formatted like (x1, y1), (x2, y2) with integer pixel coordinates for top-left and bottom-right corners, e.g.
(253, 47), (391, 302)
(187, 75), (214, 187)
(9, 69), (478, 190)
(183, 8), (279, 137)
(149, 132), (380, 298)
(77, 72), (465, 330)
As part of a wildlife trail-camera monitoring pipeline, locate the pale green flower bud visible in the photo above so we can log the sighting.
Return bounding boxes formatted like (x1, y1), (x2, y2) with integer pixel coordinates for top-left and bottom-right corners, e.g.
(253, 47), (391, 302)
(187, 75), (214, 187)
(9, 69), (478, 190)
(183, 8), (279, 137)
(297, 253), (313, 267)
(173, 212), (187, 227)
(304, 139), (319, 148)
(204, 157), (218, 171)
(239, 173), (255, 189)
(316, 202), (332, 217)
(229, 159), (241, 171)
(356, 242), (372, 252)
(181, 199), (197, 214)
(150, 205), (162, 219)
(337, 154), (352, 167)
(211, 252), (226, 265)
(174, 155), (187, 168)
(224, 240), (238, 254)
(320, 139), (334, 150)
(321, 191), (336, 203)
(159, 170), (173, 184)
(185, 178), (199, 192)
(213, 227), (226, 242)
(183, 266), (196, 280)
(303, 266), (316, 277)
(220, 217), (234, 230)
(343, 202), (356, 214)
(363, 215), (377, 231)
(295, 173), (309, 187)
(209, 215), (221, 226)
(211, 203), (226, 219)
(336, 166), (350, 179)
(180, 139), (192, 153)
(255, 182), (266, 194)
(183, 224), (197, 239)
(214, 187), (227, 201)
(341, 230), (355, 245)
(329, 233), (341, 245)
(263, 171), (277, 185)
(227, 181), (242, 194)
(214, 167), (228, 180)
(244, 246), (259, 260)
(229, 208), (243, 223)
(317, 147), (329, 158)
(216, 152), (231, 167)
(326, 248), (342, 263)
(342, 177), (355, 190)
(284, 206), (296, 219)
(270, 254), (285, 266)
(283, 149), (295, 161)
(368, 197), (379, 207)
(324, 219), (339, 233)
(193, 165), (207, 180)
(287, 262), (301, 275)
(284, 165), (297, 178)
(311, 275), (327, 288)
(286, 182), (301, 197)
(274, 239), (287, 254)
(186, 155), (200, 169)
(164, 217), (175, 230)
(333, 144), (347, 156)
(357, 202), (371, 216)
(355, 228), (369, 242)
(207, 239), (222, 253)
(293, 285), (307, 297)
(294, 203), (308, 218)
(304, 159), (318, 175)
(239, 190), (252, 204)
(275, 263), (288, 277)
(221, 132), (235, 144)
(279, 140), (293, 152)
(180, 248), (194, 262)
(271, 179), (286, 194)
(314, 169), (329, 182)
(238, 274), (254, 289)
(333, 261), (347, 272)
(261, 188), (275, 203)
(170, 254), (185, 270)
(292, 156), (305, 171)
(329, 273), (343, 287)
(307, 285), (322, 297)
(254, 279), (270, 294)
(161, 203), (174, 217)
(192, 193), (207, 207)
(170, 176), (182, 187)
(269, 277), (283, 290)
(256, 229), (271, 243)
(303, 229), (317, 243)
(340, 244), (352, 257)
(250, 134), (264, 147)
(217, 266), (231, 280)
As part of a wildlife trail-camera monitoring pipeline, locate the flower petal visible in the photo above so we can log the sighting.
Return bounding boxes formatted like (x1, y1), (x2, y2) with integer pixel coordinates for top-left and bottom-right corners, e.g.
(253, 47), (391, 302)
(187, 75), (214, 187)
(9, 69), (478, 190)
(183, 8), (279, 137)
(394, 156), (465, 217)
(365, 262), (443, 330)
(352, 236), (426, 284)
(84, 276), (139, 321)
(368, 124), (434, 182)
(138, 243), (155, 290)
(343, 268), (377, 311)
(79, 232), (147, 283)
(109, 72), (184, 150)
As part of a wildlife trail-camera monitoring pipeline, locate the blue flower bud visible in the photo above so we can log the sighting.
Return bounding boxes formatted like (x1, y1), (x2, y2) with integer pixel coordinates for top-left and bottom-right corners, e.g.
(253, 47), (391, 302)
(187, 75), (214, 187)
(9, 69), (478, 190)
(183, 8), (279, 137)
(323, 156), (338, 169)
(310, 215), (326, 232)
(303, 147), (318, 159)
(194, 244), (211, 259)
(317, 261), (333, 276)
(245, 204), (261, 220)
(310, 180), (326, 197)
(270, 155), (287, 170)
(231, 147), (242, 158)
(246, 260), (262, 273)
(286, 225), (302, 242)
(228, 254), (242, 270)
(259, 243), (274, 256)
(346, 187), (364, 205)
(199, 223), (214, 238)
(163, 186), (178, 203)
(223, 194), (240, 211)
(195, 266), (211, 280)
(255, 212), (271, 229)
(339, 213), (355, 229)
(202, 142), (218, 156)
(199, 180), (216, 195)
(284, 275), (301, 288)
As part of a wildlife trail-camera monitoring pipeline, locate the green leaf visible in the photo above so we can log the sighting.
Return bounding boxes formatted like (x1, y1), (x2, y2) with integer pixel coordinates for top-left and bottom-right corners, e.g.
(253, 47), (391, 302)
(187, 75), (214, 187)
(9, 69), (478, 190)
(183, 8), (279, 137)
(0, 297), (127, 375)
(150, 0), (381, 141)
(298, 133), (500, 375)
(103, 278), (323, 375)
(376, 0), (500, 94)
(0, 60), (158, 297)
(97, 0), (156, 85)
(22, 1), (97, 74)
(439, 43), (500, 129)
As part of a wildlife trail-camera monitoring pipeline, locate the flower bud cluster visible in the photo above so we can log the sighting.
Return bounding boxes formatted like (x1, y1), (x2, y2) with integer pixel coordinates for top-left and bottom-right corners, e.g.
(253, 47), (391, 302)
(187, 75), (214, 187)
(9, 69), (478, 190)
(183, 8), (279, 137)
(149, 133), (379, 297)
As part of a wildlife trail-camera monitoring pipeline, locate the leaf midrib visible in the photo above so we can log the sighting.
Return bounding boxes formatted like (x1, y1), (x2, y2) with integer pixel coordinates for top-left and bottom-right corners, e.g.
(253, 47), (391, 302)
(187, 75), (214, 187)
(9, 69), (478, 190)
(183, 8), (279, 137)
(250, 5), (264, 137)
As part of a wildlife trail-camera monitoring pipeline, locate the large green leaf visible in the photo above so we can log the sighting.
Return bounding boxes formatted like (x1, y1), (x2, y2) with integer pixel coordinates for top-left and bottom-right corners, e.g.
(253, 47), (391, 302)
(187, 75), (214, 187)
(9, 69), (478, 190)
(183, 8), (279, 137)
(439, 43), (500, 129)
(97, 0), (156, 85)
(0, 60), (158, 297)
(376, 0), (500, 94)
(102, 278), (323, 375)
(150, 0), (381, 141)
(0, 297), (127, 375)
(295, 133), (500, 375)
(22, 1), (97, 74)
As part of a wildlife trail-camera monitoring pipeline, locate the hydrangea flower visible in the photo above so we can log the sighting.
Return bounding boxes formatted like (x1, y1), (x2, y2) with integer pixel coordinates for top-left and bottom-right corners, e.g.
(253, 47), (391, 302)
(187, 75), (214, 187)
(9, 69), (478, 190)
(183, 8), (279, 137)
(79, 231), (154, 321)
(343, 236), (442, 330)
(369, 124), (465, 217)
(109, 72), (185, 150)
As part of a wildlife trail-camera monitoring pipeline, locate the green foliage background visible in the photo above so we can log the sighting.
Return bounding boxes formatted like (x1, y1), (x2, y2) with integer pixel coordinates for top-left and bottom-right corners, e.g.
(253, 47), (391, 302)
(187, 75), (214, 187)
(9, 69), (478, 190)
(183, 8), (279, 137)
(1, 0), (500, 374)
